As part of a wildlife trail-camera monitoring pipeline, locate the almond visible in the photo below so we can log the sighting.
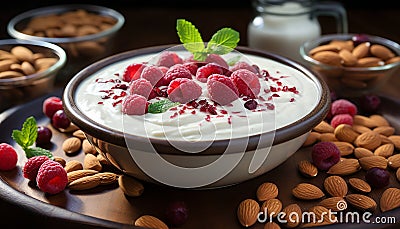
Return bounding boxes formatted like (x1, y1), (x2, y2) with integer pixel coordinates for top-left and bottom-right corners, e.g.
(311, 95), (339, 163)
(97, 153), (109, 165)
(334, 124), (359, 143)
(303, 132), (320, 147)
(257, 182), (278, 201)
(292, 183), (324, 200)
(353, 115), (377, 128)
(237, 199), (260, 227)
(397, 168), (400, 182)
(380, 134), (393, 145)
(67, 169), (98, 184)
(83, 153), (102, 171)
(332, 141), (354, 156)
(373, 143), (394, 158)
(356, 57), (384, 67)
(323, 176), (348, 197)
(118, 174), (144, 197)
(319, 133), (338, 142)
(348, 178), (371, 193)
(53, 156), (66, 167)
(96, 172), (118, 185)
(327, 158), (360, 175)
(352, 42), (370, 59)
(319, 197), (346, 211)
(354, 131), (381, 151)
(62, 137), (82, 155)
(261, 198), (282, 218)
(345, 194), (376, 211)
(388, 135), (400, 150)
(298, 160), (318, 177)
(312, 51), (342, 66)
(302, 205), (336, 227)
(386, 56), (400, 64)
(380, 188), (400, 212)
(68, 174), (101, 190)
(359, 155), (387, 170)
(134, 215), (168, 229)
(354, 147), (374, 159)
(0, 70), (23, 79)
(72, 129), (86, 140)
(264, 222), (281, 229)
(64, 160), (83, 173)
(339, 49), (357, 66)
(373, 126), (395, 136)
(313, 121), (334, 133)
(82, 139), (97, 154)
(352, 124), (371, 134)
(369, 114), (390, 126)
(330, 40), (354, 51)
(388, 154), (400, 169)
(309, 44), (341, 55)
(282, 204), (302, 228)
(10, 46), (33, 62)
(370, 44), (395, 60)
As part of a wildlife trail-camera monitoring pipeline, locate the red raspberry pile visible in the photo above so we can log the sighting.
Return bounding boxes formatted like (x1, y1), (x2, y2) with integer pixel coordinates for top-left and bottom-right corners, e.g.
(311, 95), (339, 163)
(0, 143), (18, 171)
(329, 99), (358, 128)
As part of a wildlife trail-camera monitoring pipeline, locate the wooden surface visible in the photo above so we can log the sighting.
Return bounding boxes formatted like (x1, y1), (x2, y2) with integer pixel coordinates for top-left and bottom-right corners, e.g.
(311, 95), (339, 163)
(1, 2), (400, 229)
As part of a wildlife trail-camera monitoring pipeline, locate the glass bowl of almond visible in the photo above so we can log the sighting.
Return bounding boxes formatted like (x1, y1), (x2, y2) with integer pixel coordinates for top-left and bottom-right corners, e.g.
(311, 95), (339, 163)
(7, 4), (124, 80)
(300, 34), (400, 97)
(0, 39), (66, 112)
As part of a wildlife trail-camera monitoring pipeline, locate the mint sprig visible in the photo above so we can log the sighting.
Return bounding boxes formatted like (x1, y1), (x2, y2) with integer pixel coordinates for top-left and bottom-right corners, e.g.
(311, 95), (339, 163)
(176, 19), (240, 61)
(12, 116), (53, 159)
(147, 99), (179, 114)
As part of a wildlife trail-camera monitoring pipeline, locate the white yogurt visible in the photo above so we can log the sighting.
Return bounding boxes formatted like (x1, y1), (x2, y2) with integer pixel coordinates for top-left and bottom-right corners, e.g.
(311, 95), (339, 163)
(75, 52), (321, 141)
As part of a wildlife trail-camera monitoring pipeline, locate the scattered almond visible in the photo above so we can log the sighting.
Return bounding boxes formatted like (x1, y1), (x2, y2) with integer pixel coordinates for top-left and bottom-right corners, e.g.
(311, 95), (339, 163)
(62, 137), (82, 155)
(359, 155), (387, 170)
(370, 114), (390, 126)
(373, 143), (394, 158)
(282, 204), (302, 228)
(64, 160), (83, 173)
(53, 156), (66, 167)
(261, 198), (282, 218)
(388, 135), (400, 150)
(237, 199), (260, 227)
(319, 133), (338, 142)
(380, 134), (393, 145)
(348, 178), (371, 193)
(313, 121), (334, 133)
(68, 174), (101, 190)
(72, 129), (86, 140)
(83, 154), (102, 171)
(327, 158), (360, 175)
(298, 160), (318, 177)
(334, 124), (359, 143)
(67, 169), (98, 184)
(82, 139), (97, 154)
(118, 174), (144, 197)
(292, 183), (324, 200)
(353, 115), (377, 128)
(332, 141), (354, 156)
(97, 153), (109, 165)
(303, 132), (321, 147)
(354, 131), (381, 151)
(373, 126), (395, 136)
(346, 194), (377, 211)
(302, 205), (336, 227)
(323, 176), (348, 197)
(134, 215), (169, 229)
(354, 147), (374, 159)
(318, 197), (346, 211)
(388, 154), (400, 169)
(256, 182), (278, 201)
(352, 124), (371, 134)
(380, 188), (400, 212)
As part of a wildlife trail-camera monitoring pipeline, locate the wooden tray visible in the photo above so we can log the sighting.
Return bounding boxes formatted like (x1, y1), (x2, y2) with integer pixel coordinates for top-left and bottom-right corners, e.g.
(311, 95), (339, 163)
(1, 90), (400, 229)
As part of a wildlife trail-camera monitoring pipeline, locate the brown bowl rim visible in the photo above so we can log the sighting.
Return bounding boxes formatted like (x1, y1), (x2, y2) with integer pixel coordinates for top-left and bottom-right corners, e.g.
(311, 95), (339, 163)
(63, 45), (330, 155)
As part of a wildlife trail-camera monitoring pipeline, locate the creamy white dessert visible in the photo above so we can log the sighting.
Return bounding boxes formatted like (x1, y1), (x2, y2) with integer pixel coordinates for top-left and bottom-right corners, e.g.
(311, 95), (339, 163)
(75, 51), (321, 141)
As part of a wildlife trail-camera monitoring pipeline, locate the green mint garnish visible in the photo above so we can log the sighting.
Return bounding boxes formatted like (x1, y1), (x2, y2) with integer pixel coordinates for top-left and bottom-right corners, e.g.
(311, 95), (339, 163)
(147, 99), (179, 114)
(176, 19), (240, 61)
(12, 116), (53, 159)
(226, 55), (242, 66)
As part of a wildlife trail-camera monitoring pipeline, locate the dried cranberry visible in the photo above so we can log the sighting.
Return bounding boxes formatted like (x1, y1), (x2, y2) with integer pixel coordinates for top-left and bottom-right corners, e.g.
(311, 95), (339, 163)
(352, 34), (370, 46)
(244, 100), (258, 110)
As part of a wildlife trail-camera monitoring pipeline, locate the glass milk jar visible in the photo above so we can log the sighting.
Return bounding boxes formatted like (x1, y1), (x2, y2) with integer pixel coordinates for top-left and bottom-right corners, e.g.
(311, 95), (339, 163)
(248, 0), (347, 62)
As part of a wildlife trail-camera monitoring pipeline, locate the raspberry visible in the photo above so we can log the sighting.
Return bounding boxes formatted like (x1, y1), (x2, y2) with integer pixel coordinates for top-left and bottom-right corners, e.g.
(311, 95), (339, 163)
(231, 69), (261, 98)
(183, 62), (200, 75)
(205, 54), (229, 69)
(167, 78), (202, 104)
(164, 64), (193, 85)
(196, 63), (224, 83)
(0, 143), (18, 171)
(129, 78), (153, 99)
(331, 99), (357, 116)
(122, 94), (148, 115)
(156, 51), (183, 68)
(52, 110), (71, 129)
(23, 155), (50, 181)
(311, 142), (341, 171)
(230, 61), (259, 74)
(122, 63), (145, 82)
(207, 74), (239, 105)
(365, 167), (390, 188)
(330, 114), (353, 128)
(140, 65), (164, 86)
(36, 160), (68, 194)
(43, 96), (63, 118)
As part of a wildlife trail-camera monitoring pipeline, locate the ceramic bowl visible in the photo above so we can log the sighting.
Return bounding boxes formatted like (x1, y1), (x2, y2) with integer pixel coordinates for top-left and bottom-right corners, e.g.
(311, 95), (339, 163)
(300, 33), (400, 97)
(7, 4), (124, 79)
(63, 45), (329, 189)
(0, 39), (66, 112)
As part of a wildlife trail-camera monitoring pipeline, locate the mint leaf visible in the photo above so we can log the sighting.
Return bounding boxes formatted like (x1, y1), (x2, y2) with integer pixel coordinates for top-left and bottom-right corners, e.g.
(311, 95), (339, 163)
(226, 55), (242, 66)
(11, 116), (37, 149)
(148, 100), (179, 114)
(25, 147), (53, 159)
(193, 52), (208, 62)
(206, 28), (240, 55)
(176, 19), (205, 54)
(11, 130), (26, 149)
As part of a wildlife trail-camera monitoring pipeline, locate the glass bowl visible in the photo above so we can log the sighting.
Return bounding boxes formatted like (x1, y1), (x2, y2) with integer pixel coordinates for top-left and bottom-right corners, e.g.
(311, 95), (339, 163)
(300, 33), (400, 97)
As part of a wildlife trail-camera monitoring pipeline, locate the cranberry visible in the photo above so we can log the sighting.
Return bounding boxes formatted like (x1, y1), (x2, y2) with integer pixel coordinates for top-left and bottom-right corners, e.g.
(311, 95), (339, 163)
(43, 97), (63, 118)
(311, 142), (341, 171)
(365, 167), (390, 188)
(165, 201), (189, 227)
(359, 94), (381, 115)
(52, 110), (71, 129)
(352, 34), (370, 46)
(244, 99), (258, 110)
(36, 126), (52, 146)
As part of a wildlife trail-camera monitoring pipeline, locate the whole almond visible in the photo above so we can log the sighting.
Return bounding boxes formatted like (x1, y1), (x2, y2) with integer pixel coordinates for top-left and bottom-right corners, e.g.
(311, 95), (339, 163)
(67, 170), (99, 184)
(369, 114), (390, 126)
(352, 42), (370, 59)
(96, 172), (118, 185)
(21, 61), (35, 75)
(303, 132), (320, 147)
(332, 141), (354, 156)
(53, 156), (66, 167)
(396, 168), (400, 182)
(83, 154), (102, 171)
(327, 158), (361, 175)
(334, 124), (359, 143)
(298, 160), (318, 177)
(257, 182), (278, 201)
(353, 115), (377, 128)
(264, 222), (281, 229)
(354, 131), (381, 151)
(0, 70), (23, 79)
(388, 154), (400, 169)
(282, 204), (302, 228)
(348, 178), (371, 193)
(359, 155), (387, 170)
(118, 174), (144, 197)
(380, 188), (400, 212)
(292, 183), (324, 200)
(319, 133), (338, 142)
(309, 44), (341, 55)
(356, 57), (384, 67)
(339, 49), (357, 66)
(373, 126), (395, 136)
(380, 134), (393, 145)
(11, 46), (33, 62)
(261, 198), (282, 218)
(237, 199), (260, 227)
(352, 125), (371, 134)
(323, 176), (348, 197)
(313, 121), (334, 133)
(319, 197), (346, 211)
(72, 129), (86, 140)
(370, 44), (395, 60)
(354, 147), (374, 159)
(374, 143), (394, 158)
(330, 40), (354, 51)
(64, 160), (83, 173)
(68, 174), (101, 190)
(388, 135), (400, 150)
(346, 194), (376, 211)
(62, 137), (82, 155)
(386, 56), (400, 64)
(302, 205), (336, 227)
(134, 215), (168, 229)
(97, 153), (109, 165)
(82, 139), (97, 154)
(312, 51), (342, 66)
